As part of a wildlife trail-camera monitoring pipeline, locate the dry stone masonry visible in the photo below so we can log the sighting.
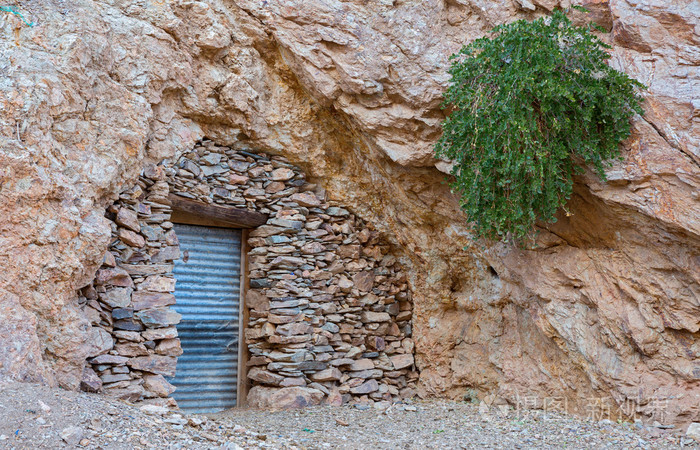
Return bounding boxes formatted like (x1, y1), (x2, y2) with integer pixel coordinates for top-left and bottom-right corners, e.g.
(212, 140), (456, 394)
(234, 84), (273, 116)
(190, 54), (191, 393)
(79, 140), (416, 408)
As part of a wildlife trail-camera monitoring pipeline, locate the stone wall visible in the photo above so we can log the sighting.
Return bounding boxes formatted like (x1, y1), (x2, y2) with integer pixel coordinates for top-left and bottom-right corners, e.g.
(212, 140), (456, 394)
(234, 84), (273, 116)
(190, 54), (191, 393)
(79, 140), (415, 408)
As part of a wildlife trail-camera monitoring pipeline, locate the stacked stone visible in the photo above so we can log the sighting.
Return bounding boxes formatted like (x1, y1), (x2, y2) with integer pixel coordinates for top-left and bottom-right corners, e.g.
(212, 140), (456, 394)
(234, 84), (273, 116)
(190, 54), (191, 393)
(78, 165), (182, 406)
(81, 139), (416, 407)
(166, 140), (416, 406)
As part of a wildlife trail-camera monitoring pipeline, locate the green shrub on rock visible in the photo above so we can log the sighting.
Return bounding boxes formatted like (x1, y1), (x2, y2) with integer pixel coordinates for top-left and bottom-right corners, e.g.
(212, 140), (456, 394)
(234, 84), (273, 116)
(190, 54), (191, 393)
(435, 9), (644, 241)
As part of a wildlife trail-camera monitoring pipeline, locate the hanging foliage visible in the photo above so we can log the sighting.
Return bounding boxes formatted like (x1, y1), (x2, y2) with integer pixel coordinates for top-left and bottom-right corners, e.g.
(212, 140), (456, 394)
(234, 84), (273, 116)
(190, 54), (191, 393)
(435, 9), (644, 241)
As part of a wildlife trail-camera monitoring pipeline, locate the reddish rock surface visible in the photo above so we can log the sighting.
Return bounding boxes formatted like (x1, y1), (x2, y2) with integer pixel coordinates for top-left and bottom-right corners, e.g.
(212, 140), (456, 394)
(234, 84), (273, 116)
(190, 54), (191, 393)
(0, 0), (697, 423)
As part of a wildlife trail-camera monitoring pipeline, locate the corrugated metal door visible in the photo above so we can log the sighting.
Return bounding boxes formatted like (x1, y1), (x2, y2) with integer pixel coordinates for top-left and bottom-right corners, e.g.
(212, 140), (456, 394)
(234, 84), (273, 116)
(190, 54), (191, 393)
(169, 224), (242, 413)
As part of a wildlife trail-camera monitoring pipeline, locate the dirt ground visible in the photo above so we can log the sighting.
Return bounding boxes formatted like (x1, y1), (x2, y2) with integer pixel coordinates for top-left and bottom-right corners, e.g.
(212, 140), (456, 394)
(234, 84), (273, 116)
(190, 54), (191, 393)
(0, 381), (697, 449)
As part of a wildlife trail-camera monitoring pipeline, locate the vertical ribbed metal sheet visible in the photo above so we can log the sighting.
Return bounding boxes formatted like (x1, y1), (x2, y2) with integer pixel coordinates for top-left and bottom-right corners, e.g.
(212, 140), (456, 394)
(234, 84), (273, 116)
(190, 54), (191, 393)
(169, 224), (241, 413)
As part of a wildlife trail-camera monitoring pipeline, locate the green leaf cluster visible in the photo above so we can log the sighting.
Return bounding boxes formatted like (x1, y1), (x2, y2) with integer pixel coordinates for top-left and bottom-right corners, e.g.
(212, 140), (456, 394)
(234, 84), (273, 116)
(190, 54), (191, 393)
(435, 10), (644, 241)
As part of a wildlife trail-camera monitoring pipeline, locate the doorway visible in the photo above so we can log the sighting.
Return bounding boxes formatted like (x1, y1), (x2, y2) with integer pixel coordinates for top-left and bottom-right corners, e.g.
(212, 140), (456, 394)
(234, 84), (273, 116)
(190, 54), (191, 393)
(168, 224), (243, 413)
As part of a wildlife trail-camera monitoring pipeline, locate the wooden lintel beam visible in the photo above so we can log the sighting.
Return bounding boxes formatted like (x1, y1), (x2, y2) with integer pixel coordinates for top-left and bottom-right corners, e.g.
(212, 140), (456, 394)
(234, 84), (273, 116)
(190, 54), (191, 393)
(168, 194), (268, 229)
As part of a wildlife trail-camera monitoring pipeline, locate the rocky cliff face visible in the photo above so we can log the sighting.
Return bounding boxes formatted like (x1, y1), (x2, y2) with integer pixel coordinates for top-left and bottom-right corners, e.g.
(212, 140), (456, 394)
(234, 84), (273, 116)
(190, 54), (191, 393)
(0, 0), (698, 422)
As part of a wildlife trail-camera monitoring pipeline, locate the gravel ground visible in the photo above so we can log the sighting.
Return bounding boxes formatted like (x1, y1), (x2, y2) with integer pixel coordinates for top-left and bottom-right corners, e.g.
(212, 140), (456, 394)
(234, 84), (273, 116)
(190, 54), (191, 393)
(1, 381), (697, 449)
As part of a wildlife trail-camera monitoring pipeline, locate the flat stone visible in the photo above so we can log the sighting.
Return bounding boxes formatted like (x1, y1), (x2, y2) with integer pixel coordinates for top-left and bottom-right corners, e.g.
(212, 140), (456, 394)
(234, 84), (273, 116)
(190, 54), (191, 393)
(155, 338), (183, 356)
(229, 160), (250, 172)
(112, 308), (133, 320)
(353, 271), (375, 292)
(201, 164), (227, 176)
(116, 208), (140, 232)
(267, 218), (303, 232)
(142, 163), (165, 181)
(367, 336), (386, 351)
(200, 153), (222, 165)
(249, 225), (287, 238)
(100, 287), (133, 308)
(142, 327), (178, 340)
(106, 385), (144, 402)
(247, 386), (324, 409)
(350, 379), (379, 394)
(140, 224), (162, 241)
(290, 192), (321, 207)
(229, 174), (249, 184)
(248, 368), (284, 385)
(311, 368), (342, 382)
(95, 267), (133, 288)
(127, 355), (177, 377)
(136, 308), (181, 328)
(181, 160), (201, 177)
(276, 322), (312, 336)
(113, 319), (144, 332)
(298, 361), (328, 371)
(121, 264), (173, 276)
(114, 330), (143, 342)
(321, 322), (340, 333)
(269, 299), (306, 309)
(101, 373), (131, 384)
(143, 374), (177, 397)
(270, 256), (305, 270)
(132, 292), (175, 310)
(361, 311), (391, 323)
(119, 228), (145, 247)
(326, 207), (349, 217)
(349, 358), (374, 371)
(265, 235), (292, 245)
(301, 242), (325, 254)
(349, 369), (383, 379)
(268, 314), (302, 324)
(213, 187), (230, 198)
(89, 354), (128, 365)
(330, 358), (354, 367)
(151, 246), (180, 263)
(138, 276), (176, 292)
(326, 388), (343, 406)
(250, 279), (271, 289)
(268, 351), (309, 363)
(266, 181), (286, 193)
(268, 334), (311, 344)
(271, 168), (295, 181)
(280, 377), (307, 387)
(390, 353), (414, 370)
(80, 367), (102, 393)
(115, 342), (149, 357)
(87, 327), (114, 357)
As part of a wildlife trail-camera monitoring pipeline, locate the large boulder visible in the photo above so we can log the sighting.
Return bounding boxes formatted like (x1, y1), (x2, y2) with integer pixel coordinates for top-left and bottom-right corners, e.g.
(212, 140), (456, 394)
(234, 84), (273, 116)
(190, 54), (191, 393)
(247, 386), (325, 409)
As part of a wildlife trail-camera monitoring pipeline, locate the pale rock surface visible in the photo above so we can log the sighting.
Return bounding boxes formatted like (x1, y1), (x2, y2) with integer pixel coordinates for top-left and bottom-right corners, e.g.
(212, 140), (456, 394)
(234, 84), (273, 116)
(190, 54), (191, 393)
(0, 0), (698, 424)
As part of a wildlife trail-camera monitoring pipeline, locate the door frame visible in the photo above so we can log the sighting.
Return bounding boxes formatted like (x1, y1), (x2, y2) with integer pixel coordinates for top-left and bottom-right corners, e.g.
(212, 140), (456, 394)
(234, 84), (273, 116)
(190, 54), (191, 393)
(170, 196), (267, 408)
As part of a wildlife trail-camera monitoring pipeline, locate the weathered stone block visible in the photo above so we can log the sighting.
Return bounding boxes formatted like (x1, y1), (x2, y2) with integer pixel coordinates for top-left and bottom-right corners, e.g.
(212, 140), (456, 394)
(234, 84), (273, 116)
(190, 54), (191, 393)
(138, 276), (176, 292)
(100, 287), (133, 308)
(350, 379), (379, 394)
(360, 311), (391, 323)
(135, 308), (181, 328)
(247, 386), (324, 409)
(132, 292), (175, 310)
(119, 228), (145, 247)
(143, 374), (177, 397)
(311, 368), (342, 382)
(127, 355), (177, 377)
(116, 208), (140, 232)
(155, 339), (183, 356)
(248, 367), (284, 385)
(349, 358), (374, 371)
(141, 327), (177, 341)
(390, 354), (414, 370)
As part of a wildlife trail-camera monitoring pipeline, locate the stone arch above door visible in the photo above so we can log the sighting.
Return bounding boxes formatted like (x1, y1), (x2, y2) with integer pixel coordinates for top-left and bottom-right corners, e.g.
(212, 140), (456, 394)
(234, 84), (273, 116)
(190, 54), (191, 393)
(79, 140), (416, 410)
